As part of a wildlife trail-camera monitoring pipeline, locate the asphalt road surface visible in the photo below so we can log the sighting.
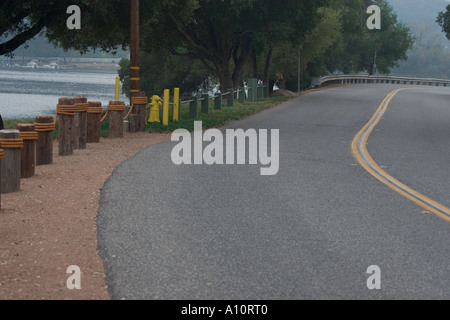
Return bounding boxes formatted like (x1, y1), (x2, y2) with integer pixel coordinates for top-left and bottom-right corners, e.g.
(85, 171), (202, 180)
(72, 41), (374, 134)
(97, 84), (450, 300)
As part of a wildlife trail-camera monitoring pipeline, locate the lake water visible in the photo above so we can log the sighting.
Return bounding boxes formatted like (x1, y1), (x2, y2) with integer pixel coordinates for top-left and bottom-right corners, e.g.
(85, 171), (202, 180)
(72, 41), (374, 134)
(0, 68), (128, 120)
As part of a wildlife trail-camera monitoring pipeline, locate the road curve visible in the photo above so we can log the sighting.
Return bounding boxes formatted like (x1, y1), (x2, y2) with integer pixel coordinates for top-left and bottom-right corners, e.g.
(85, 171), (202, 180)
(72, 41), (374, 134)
(97, 84), (450, 300)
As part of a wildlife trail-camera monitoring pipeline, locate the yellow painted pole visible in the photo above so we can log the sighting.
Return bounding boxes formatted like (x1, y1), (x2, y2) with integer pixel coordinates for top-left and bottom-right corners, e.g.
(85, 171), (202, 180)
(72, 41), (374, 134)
(163, 89), (170, 126)
(115, 76), (120, 100)
(173, 88), (180, 122)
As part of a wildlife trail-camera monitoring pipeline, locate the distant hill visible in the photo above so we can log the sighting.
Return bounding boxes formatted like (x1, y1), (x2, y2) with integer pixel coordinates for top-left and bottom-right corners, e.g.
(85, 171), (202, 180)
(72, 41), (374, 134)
(387, 0), (450, 78)
(388, 0), (449, 25)
(11, 33), (129, 59)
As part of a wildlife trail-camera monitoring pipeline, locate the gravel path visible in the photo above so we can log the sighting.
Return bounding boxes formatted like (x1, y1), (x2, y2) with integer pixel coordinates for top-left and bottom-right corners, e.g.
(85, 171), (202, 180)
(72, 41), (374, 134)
(0, 132), (170, 299)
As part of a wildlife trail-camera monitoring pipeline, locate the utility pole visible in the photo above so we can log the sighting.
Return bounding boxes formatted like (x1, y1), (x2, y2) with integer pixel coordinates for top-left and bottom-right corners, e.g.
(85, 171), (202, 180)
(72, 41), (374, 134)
(373, 51), (377, 75)
(297, 46), (301, 92)
(130, 0), (140, 98)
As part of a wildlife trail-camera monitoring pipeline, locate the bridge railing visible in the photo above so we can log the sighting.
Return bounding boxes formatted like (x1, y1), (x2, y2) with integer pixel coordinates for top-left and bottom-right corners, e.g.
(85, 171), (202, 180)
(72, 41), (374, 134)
(318, 75), (450, 87)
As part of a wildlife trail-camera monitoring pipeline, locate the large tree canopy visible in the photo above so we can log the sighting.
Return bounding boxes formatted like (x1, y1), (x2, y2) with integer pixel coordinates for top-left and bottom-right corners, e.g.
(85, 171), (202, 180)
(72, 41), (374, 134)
(0, 0), (66, 55)
(0, 0), (132, 56)
(1, 0), (413, 94)
(2, 0), (326, 91)
(140, 0), (327, 90)
(320, 0), (413, 76)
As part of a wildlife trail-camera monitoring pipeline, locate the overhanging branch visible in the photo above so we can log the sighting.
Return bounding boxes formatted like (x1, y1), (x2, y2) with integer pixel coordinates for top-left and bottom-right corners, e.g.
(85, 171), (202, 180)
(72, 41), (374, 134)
(0, 13), (52, 56)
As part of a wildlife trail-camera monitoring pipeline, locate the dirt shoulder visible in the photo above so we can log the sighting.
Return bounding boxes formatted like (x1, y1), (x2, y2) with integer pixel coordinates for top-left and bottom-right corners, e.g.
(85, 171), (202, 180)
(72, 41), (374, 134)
(0, 132), (171, 300)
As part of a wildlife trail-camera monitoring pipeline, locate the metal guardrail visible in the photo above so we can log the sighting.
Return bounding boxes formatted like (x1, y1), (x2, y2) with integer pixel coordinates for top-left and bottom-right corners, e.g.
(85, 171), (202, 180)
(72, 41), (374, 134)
(319, 75), (450, 87)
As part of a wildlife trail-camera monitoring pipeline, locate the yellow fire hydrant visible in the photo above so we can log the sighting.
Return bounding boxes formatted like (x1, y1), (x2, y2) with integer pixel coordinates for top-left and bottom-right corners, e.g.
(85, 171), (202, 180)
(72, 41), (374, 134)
(148, 95), (162, 123)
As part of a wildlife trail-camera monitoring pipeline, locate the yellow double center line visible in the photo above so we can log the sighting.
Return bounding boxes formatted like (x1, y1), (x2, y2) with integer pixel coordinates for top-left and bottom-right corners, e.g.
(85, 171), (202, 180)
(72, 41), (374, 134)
(351, 88), (450, 223)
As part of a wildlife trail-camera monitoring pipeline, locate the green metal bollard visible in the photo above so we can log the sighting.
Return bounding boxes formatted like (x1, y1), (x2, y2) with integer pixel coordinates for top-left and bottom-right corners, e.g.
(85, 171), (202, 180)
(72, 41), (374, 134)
(263, 84), (269, 98)
(247, 78), (258, 102)
(238, 87), (245, 103)
(201, 94), (210, 114)
(257, 84), (263, 100)
(214, 95), (222, 110)
(227, 89), (234, 107)
(190, 96), (198, 119)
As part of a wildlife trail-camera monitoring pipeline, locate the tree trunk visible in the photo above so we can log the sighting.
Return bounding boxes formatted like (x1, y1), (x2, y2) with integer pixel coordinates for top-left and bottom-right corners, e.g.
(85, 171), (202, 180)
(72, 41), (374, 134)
(252, 50), (258, 78)
(263, 48), (273, 88)
(218, 62), (234, 92)
(368, 64), (374, 76)
(232, 38), (252, 89)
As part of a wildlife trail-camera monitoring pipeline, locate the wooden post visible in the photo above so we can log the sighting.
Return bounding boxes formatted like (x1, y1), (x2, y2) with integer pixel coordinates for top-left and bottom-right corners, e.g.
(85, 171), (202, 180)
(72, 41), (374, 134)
(131, 92), (148, 132)
(73, 96), (88, 150)
(16, 124), (37, 179)
(128, 114), (139, 132)
(0, 130), (23, 194)
(123, 120), (130, 133)
(58, 97), (75, 156)
(35, 116), (55, 166)
(87, 102), (103, 143)
(0, 146), (3, 209)
(130, 0), (140, 98)
(108, 100), (126, 138)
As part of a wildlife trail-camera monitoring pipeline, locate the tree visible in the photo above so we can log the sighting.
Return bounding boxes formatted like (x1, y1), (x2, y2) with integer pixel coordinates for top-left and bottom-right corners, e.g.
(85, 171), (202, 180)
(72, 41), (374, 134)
(2, 0), (326, 91)
(266, 5), (343, 91)
(0, 0), (133, 56)
(0, 0), (66, 56)
(437, 4), (450, 40)
(316, 0), (412, 76)
(246, 0), (328, 87)
(118, 49), (211, 99)
(260, 0), (412, 91)
(141, 0), (326, 91)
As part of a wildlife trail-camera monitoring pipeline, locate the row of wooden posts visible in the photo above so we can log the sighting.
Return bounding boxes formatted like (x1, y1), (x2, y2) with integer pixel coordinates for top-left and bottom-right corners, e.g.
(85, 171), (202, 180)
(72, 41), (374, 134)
(0, 79), (268, 209)
(0, 93), (148, 211)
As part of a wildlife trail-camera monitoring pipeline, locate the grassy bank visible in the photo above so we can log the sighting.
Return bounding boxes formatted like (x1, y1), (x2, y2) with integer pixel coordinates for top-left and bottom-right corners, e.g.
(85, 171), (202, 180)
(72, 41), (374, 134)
(2, 96), (291, 137)
(146, 96), (290, 133)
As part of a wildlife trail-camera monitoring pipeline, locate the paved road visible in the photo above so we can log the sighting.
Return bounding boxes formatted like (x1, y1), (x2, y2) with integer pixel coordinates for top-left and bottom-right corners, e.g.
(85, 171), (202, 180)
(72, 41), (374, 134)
(97, 84), (450, 300)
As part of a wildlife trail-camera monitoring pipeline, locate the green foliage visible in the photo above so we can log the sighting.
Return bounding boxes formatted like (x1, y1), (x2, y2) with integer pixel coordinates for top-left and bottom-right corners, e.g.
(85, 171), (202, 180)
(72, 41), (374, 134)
(437, 4), (450, 41)
(268, 5), (343, 91)
(321, 0), (413, 75)
(1, 0), (132, 56)
(45, 0), (130, 54)
(142, 0), (325, 90)
(118, 49), (211, 99)
(1, 0), (414, 93)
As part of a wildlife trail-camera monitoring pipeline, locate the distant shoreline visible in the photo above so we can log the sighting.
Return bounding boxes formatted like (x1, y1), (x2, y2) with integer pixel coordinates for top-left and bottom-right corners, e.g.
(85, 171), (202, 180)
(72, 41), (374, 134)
(0, 56), (124, 72)
(0, 63), (120, 72)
